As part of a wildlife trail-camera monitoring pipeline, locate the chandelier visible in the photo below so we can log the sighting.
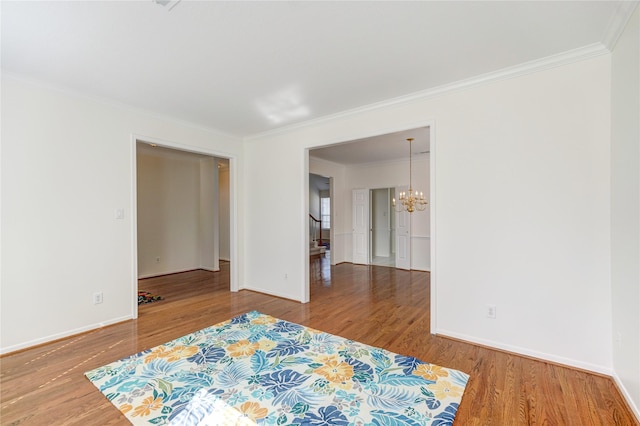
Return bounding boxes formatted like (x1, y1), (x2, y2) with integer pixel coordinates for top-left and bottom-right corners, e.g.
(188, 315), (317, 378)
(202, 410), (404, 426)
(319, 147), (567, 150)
(393, 138), (427, 213)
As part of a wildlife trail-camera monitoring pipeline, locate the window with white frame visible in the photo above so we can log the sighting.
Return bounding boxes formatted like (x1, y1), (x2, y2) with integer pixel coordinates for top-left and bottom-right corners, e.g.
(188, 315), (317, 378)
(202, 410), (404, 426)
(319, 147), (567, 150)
(321, 197), (330, 229)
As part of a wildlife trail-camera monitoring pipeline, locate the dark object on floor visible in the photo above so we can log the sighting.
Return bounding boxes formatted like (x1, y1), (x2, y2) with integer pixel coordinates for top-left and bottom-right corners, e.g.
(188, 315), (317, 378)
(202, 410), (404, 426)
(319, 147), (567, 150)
(138, 291), (163, 305)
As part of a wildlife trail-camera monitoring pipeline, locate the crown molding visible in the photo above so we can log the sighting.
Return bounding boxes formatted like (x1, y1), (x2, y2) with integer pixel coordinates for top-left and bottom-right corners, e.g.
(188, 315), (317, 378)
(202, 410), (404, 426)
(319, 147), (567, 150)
(601, 0), (639, 51)
(246, 42), (610, 142)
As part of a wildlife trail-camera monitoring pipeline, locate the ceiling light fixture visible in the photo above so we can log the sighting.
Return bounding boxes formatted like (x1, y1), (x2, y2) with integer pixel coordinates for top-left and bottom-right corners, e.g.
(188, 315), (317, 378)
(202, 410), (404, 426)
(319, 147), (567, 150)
(393, 138), (427, 213)
(153, 0), (182, 11)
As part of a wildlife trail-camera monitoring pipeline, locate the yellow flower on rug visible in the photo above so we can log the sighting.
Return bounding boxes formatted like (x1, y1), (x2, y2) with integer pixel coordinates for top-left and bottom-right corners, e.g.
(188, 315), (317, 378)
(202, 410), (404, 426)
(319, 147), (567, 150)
(227, 339), (259, 357)
(165, 345), (199, 362)
(413, 363), (449, 381)
(428, 380), (464, 399)
(132, 395), (163, 417)
(251, 315), (277, 325)
(143, 346), (171, 364)
(315, 356), (354, 386)
(258, 339), (277, 352)
(239, 401), (268, 421)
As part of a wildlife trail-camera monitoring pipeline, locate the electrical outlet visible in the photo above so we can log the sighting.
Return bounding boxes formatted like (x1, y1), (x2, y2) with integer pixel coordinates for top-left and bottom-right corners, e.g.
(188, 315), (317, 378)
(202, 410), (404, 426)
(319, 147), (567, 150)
(486, 304), (496, 319)
(93, 292), (103, 305)
(616, 331), (622, 348)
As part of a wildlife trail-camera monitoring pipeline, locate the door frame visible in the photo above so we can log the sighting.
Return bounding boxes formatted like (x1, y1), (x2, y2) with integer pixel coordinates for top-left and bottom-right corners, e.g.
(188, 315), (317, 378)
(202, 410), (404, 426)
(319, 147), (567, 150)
(130, 134), (238, 319)
(369, 187), (396, 267)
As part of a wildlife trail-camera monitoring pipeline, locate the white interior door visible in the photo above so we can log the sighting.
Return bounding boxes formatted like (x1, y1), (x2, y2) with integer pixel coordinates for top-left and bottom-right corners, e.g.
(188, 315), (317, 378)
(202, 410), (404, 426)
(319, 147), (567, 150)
(395, 185), (411, 270)
(352, 189), (370, 265)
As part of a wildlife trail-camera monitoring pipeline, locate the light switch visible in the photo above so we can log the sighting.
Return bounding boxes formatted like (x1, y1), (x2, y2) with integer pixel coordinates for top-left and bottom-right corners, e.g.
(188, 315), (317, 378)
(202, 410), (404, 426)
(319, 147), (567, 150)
(115, 208), (124, 220)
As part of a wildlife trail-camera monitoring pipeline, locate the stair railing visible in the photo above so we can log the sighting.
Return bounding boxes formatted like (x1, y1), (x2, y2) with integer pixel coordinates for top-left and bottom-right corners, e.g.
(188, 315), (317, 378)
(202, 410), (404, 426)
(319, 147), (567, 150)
(309, 214), (323, 246)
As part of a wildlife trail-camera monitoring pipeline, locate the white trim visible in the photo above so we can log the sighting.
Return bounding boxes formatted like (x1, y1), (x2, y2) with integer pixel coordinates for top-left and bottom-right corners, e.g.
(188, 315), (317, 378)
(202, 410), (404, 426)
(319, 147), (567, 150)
(241, 285), (303, 303)
(436, 328), (614, 377)
(134, 134), (237, 161)
(0, 315), (132, 355)
(302, 150), (310, 303)
(137, 267), (220, 280)
(228, 156), (239, 293)
(246, 43), (609, 141)
(411, 235), (431, 240)
(601, 1), (640, 51)
(429, 123), (437, 334)
(328, 177), (336, 266)
(130, 137), (139, 319)
(612, 371), (640, 421)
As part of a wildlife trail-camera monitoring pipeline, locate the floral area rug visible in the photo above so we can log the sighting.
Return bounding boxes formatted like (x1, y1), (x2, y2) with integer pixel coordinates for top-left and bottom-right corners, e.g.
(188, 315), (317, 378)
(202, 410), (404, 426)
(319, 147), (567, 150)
(85, 311), (469, 425)
(138, 291), (163, 305)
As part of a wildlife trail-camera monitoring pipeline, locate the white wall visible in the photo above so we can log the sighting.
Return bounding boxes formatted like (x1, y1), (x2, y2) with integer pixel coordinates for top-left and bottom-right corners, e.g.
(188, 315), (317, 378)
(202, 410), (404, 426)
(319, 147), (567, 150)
(243, 135), (308, 301)
(219, 164), (231, 261)
(244, 55), (612, 374)
(199, 157), (219, 272)
(137, 146), (218, 277)
(611, 5), (640, 417)
(308, 174), (321, 219)
(0, 75), (242, 353)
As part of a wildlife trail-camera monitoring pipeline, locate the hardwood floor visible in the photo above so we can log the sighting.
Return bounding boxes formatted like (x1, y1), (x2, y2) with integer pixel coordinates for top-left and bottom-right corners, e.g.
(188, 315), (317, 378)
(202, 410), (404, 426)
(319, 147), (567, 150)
(1, 259), (637, 425)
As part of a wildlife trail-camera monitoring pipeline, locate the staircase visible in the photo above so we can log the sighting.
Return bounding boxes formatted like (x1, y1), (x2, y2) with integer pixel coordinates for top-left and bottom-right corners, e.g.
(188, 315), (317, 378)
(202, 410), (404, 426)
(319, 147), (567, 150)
(310, 240), (326, 258)
(309, 214), (327, 258)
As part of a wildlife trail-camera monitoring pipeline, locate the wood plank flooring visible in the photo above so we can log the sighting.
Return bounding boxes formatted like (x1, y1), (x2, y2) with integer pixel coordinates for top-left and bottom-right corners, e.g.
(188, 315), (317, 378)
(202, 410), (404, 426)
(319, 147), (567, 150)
(1, 259), (637, 425)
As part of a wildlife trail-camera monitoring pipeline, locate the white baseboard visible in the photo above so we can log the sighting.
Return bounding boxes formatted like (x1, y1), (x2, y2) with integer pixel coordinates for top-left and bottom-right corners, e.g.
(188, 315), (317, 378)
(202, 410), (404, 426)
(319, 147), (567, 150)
(612, 371), (640, 422)
(435, 328), (613, 376)
(138, 267), (207, 279)
(240, 285), (302, 303)
(0, 315), (133, 355)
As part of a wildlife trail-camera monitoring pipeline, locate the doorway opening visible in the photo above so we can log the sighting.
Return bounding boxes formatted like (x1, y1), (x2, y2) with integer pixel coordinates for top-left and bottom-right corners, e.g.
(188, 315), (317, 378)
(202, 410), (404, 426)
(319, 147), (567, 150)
(370, 187), (396, 267)
(131, 135), (237, 318)
(307, 125), (432, 318)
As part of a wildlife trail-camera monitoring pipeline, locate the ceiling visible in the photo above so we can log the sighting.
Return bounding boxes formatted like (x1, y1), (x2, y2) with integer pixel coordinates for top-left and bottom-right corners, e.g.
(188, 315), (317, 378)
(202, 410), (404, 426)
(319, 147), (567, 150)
(310, 127), (429, 166)
(2, 1), (631, 142)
